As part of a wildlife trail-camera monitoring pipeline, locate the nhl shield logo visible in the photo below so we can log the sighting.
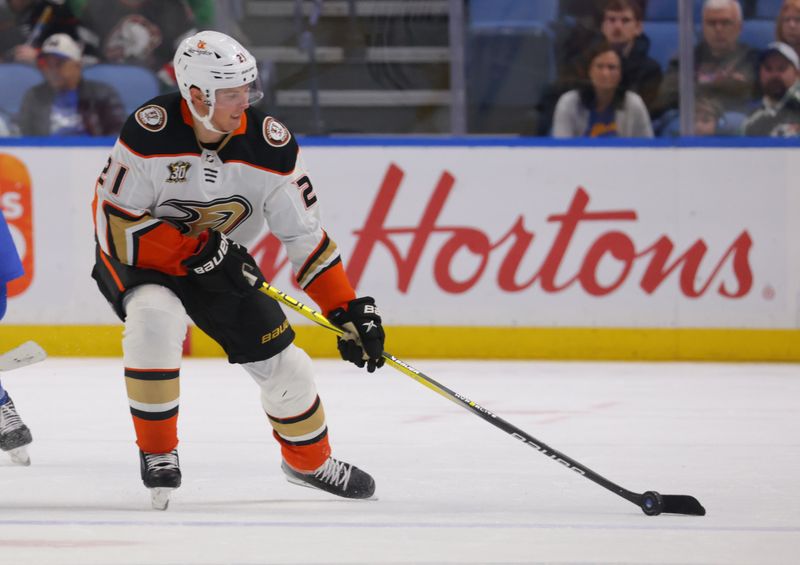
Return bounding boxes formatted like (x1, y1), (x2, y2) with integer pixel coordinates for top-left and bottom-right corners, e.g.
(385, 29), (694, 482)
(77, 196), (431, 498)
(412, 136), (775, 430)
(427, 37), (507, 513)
(135, 105), (167, 132)
(263, 117), (291, 147)
(166, 161), (191, 183)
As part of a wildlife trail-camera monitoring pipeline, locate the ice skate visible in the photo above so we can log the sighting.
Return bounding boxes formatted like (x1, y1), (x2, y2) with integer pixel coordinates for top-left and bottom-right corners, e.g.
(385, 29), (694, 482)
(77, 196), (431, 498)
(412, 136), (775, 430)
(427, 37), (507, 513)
(282, 457), (375, 499)
(0, 397), (32, 466)
(139, 449), (181, 510)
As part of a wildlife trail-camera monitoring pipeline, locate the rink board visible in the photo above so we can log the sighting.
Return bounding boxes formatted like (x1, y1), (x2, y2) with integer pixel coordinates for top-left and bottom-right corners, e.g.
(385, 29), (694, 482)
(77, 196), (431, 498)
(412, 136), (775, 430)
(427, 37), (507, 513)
(0, 139), (798, 360)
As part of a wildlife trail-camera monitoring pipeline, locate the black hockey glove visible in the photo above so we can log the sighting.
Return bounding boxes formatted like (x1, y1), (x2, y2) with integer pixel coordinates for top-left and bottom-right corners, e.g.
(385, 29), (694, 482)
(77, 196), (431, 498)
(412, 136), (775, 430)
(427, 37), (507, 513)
(182, 229), (265, 293)
(328, 297), (385, 373)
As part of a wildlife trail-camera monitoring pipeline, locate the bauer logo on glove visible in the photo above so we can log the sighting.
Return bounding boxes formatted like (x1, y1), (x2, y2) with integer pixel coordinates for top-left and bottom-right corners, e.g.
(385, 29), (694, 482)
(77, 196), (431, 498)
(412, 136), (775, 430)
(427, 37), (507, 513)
(191, 233), (229, 274)
(328, 297), (386, 373)
(183, 229), (266, 293)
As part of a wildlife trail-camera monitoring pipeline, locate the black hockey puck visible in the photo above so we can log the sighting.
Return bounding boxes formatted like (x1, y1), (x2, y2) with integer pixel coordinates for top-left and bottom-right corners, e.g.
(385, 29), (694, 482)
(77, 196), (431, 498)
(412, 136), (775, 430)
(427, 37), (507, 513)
(640, 491), (664, 516)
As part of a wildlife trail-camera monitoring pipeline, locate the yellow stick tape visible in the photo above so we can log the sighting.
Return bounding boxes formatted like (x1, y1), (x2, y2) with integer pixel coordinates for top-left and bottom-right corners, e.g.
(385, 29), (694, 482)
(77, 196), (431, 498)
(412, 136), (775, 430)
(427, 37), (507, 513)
(0, 325), (797, 362)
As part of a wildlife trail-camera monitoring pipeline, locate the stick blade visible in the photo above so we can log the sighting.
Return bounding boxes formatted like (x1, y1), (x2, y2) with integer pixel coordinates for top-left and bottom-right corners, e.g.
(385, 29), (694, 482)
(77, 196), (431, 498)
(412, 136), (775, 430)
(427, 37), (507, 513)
(0, 341), (47, 371)
(662, 494), (706, 516)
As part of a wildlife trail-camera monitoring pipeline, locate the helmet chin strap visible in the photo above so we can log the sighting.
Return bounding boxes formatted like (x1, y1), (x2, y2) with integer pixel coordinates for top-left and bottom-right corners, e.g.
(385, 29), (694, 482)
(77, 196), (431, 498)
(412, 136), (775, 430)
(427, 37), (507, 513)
(187, 97), (233, 135)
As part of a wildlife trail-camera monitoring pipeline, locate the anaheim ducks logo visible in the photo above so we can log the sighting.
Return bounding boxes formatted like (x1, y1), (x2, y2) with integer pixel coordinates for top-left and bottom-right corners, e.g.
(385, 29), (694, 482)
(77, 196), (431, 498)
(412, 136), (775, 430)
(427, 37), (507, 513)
(135, 105), (167, 132)
(159, 196), (253, 237)
(263, 117), (291, 147)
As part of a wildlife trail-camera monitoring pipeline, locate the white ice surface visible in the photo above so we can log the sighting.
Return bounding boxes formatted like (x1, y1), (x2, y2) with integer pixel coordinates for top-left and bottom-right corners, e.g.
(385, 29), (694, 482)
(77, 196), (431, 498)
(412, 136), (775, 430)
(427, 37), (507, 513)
(0, 358), (798, 564)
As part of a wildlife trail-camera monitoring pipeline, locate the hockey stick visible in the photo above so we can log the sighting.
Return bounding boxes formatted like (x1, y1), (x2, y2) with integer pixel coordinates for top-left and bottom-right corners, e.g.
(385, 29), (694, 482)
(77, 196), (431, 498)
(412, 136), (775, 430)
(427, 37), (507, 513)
(257, 282), (705, 517)
(0, 341), (47, 372)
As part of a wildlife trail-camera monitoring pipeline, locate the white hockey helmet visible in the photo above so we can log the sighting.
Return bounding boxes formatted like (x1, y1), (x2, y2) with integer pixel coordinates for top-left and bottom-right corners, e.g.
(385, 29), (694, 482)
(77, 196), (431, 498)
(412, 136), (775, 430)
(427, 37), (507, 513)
(173, 30), (264, 133)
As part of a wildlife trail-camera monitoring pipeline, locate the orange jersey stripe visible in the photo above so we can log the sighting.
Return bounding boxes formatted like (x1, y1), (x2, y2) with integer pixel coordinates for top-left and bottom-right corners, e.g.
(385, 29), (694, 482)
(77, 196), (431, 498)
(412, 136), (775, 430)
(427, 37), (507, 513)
(135, 222), (199, 275)
(102, 200), (199, 275)
(100, 250), (125, 292)
(303, 261), (356, 316)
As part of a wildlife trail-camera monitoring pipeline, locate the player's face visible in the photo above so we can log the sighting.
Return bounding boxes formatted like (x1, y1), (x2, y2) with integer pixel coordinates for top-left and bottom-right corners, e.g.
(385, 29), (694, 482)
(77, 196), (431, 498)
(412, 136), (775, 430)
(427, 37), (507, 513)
(211, 84), (260, 131)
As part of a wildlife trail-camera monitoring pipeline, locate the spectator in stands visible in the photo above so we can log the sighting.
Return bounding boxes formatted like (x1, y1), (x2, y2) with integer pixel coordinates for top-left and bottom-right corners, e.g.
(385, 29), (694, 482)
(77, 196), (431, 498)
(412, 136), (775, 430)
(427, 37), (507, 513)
(653, 0), (759, 118)
(694, 95), (725, 135)
(17, 33), (125, 136)
(77, 0), (197, 90)
(776, 0), (800, 59)
(0, 0), (99, 64)
(552, 41), (654, 137)
(743, 41), (800, 135)
(600, 0), (663, 111)
(536, 0), (660, 134)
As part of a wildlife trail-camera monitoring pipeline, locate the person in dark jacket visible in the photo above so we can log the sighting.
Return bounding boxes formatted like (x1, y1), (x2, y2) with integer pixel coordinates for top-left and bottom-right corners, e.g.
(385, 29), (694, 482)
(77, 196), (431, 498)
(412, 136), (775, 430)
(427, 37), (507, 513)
(18, 33), (125, 136)
(743, 41), (800, 136)
(536, 0), (661, 134)
(600, 0), (663, 111)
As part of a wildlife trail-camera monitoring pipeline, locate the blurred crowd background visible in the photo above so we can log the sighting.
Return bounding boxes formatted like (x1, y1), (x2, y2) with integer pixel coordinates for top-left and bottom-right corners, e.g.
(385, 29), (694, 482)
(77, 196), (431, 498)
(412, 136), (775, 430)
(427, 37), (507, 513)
(0, 0), (798, 138)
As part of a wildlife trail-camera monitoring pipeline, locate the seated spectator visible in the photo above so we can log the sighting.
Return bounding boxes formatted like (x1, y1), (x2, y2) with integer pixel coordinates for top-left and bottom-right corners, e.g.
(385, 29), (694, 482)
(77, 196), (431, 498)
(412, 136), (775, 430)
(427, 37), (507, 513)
(0, 0), (99, 64)
(653, 0), (759, 117)
(694, 95), (725, 135)
(18, 33), (125, 136)
(552, 41), (654, 138)
(601, 0), (663, 111)
(743, 41), (800, 135)
(77, 0), (197, 89)
(537, 0), (660, 134)
(776, 0), (800, 60)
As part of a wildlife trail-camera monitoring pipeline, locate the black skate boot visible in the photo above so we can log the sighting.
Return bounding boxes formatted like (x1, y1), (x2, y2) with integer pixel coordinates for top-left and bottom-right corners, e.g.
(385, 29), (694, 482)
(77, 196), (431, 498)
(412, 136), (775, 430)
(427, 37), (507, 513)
(0, 397), (33, 466)
(139, 449), (181, 510)
(281, 457), (375, 499)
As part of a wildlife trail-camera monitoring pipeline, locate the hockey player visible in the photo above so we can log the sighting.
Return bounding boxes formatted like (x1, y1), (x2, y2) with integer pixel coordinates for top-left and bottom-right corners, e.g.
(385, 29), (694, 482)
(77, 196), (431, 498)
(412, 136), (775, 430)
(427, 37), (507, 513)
(0, 212), (32, 466)
(91, 30), (386, 509)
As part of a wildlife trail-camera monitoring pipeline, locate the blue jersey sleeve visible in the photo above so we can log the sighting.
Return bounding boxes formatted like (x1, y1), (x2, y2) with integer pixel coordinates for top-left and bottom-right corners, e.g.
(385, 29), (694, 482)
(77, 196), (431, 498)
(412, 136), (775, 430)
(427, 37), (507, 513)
(0, 214), (23, 284)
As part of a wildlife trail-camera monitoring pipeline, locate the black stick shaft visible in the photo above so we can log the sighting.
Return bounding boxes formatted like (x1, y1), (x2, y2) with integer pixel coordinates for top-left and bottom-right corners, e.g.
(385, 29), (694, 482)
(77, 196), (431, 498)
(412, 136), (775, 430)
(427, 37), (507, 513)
(258, 282), (671, 513)
(381, 351), (640, 507)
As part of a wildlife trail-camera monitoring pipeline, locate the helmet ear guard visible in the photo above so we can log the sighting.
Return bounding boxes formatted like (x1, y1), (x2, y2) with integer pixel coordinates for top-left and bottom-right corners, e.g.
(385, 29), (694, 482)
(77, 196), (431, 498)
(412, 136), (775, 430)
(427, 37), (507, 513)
(174, 31), (263, 133)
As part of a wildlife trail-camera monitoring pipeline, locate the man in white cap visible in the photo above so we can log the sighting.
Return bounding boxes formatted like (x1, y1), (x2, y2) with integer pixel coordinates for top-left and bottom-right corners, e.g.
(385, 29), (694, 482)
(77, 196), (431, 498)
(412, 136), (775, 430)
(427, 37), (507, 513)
(744, 41), (800, 136)
(17, 33), (125, 136)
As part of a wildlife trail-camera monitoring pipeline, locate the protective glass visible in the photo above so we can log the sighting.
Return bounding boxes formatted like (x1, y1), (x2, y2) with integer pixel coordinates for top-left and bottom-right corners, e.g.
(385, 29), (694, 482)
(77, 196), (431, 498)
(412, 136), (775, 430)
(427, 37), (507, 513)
(213, 77), (264, 109)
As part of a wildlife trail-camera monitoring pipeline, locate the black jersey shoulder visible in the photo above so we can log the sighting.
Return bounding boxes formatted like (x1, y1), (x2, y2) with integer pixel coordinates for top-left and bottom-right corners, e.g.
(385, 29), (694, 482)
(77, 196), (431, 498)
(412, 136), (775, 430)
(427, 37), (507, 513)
(219, 107), (299, 175)
(119, 93), (200, 157)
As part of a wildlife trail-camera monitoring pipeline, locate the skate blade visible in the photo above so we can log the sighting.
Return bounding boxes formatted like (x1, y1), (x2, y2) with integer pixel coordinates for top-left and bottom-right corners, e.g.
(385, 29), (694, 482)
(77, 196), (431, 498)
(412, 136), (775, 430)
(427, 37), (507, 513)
(150, 487), (175, 510)
(283, 474), (378, 501)
(7, 446), (30, 466)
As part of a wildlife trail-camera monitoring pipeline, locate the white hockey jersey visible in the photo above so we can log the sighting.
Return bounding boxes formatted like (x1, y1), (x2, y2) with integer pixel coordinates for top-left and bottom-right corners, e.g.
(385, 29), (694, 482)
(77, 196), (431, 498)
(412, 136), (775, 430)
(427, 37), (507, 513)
(92, 93), (356, 314)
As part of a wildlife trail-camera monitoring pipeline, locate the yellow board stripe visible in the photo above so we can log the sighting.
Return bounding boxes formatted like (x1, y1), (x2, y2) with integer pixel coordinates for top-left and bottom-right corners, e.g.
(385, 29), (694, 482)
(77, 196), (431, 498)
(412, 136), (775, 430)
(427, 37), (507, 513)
(0, 325), (798, 362)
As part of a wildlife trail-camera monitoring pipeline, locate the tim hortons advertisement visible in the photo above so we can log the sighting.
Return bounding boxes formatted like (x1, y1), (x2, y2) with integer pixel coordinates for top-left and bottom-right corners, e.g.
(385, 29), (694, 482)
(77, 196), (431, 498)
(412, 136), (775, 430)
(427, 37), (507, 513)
(0, 145), (797, 329)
